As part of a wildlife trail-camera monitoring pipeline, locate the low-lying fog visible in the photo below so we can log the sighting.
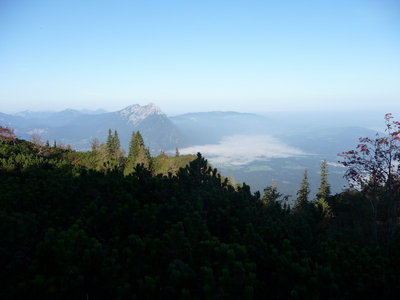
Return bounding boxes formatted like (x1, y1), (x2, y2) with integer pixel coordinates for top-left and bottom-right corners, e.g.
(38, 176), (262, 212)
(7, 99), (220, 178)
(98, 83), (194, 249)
(180, 135), (307, 166)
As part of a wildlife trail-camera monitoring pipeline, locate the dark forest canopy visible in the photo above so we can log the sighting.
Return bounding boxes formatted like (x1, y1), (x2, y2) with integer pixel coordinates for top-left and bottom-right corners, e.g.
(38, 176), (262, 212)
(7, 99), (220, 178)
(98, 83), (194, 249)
(1, 123), (400, 299)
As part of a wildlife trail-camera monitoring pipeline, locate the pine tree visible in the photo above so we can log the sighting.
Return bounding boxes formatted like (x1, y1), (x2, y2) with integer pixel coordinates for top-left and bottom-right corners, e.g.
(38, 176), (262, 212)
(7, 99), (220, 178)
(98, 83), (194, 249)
(135, 131), (145, 147)
(128, 131), (139, 161)
(295, 170), (310, 209)
(316, 160), (331, 216)
(113, 130), (121, 151)
(125, 131), (152, 174)
(141, 146), (152, 170)
(261, 183), (290, 212)
(262, 184), (283, 205)
(106, 129), (114, 158)
(175, 147), (180, 157)
(316, 160), (330, 199)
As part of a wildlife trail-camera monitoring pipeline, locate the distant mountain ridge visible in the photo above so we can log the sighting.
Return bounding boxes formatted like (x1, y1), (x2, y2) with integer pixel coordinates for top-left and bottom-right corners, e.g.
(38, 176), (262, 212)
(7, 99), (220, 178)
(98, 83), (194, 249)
(14, 108), (107, 119)
(173, 111), (263, 119)
(0, 104), (184, 154)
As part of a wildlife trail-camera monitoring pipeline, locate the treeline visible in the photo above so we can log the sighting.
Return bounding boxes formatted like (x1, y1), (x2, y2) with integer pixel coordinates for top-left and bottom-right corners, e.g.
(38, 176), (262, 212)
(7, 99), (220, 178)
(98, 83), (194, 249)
(0, 118), (400, 299)
(41, 129), (197, 177)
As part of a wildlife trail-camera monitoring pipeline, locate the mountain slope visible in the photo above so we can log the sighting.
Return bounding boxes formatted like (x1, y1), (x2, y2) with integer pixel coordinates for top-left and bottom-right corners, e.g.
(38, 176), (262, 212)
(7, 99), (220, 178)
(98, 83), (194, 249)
(1, 104), (184, 153)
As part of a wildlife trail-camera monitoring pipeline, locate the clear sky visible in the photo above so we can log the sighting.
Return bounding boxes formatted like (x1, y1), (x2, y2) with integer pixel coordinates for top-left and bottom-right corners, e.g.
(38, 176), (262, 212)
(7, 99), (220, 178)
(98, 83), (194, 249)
(0, 0), (399, 114)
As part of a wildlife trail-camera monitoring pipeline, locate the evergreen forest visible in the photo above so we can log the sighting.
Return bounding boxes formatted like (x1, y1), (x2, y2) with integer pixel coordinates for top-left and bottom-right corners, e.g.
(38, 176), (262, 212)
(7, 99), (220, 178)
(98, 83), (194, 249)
(1, 118), (400, 299)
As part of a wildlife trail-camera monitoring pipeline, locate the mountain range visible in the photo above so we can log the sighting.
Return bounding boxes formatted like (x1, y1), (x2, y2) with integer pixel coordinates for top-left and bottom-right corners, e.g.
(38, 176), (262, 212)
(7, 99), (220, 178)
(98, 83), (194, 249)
(0, 103), (381, 196)
(0, 104), (183, 154)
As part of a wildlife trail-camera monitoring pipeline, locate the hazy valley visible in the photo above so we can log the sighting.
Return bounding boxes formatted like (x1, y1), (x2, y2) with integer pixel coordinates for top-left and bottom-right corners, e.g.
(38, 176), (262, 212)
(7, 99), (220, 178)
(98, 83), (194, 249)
(0, 103), (385, 198)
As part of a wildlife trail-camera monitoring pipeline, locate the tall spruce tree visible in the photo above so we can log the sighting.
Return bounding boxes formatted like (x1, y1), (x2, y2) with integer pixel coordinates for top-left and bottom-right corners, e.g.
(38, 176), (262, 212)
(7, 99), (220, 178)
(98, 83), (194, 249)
(128, 131), (143, 162)
(262, 184), (283, 205)
(113, 130), (121, 152)
(106, 129), (114, 158)
(316, 160), (330, 199)
(105, 129), (123, 163)
(125, 131), (152, 174)
(295, 170), (310, 209)
(316, 160), (331, 215)
(135, 132), (151, 170)
(128, 131), (137, 160)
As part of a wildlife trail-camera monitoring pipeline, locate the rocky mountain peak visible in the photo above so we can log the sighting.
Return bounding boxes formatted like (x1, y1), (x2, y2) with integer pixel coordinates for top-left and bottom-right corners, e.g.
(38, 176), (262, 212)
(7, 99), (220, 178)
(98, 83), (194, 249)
(118, 103), (165, 125)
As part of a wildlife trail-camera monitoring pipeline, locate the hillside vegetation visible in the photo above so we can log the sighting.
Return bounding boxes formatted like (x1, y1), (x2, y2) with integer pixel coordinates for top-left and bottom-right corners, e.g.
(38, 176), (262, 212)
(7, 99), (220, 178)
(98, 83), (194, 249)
(1, 123), (400, 299)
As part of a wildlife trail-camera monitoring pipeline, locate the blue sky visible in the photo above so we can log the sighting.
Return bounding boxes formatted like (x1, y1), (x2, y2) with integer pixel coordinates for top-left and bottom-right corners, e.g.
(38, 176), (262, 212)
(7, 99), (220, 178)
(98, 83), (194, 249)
(0, 0), (399, 114)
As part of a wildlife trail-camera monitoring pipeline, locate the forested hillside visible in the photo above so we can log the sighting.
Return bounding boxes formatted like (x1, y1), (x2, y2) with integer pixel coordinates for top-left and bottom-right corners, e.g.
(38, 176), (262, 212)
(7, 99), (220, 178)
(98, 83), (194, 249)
(1, 124), (400, 299)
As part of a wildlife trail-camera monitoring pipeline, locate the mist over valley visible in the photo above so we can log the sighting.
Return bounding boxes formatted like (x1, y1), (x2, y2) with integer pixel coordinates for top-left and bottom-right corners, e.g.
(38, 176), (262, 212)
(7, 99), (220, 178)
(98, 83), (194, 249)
(0, 103), (385, 198)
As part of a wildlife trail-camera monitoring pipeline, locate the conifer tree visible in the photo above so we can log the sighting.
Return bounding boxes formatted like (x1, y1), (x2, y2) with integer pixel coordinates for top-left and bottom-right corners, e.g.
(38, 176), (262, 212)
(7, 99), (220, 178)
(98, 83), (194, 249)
(295, 170), (310, 209)
(316, 160), (332, 215)
(128, 131), (139, 161)
(261, 183), (290, 213)
(106, 129), (114, 158)
(317, 160), (330, 199)
(141, 146), (152, 170)
(113, 130), (120, 151)
(262, 184), (283, 205)
(125, 131), (152, 174)
(105, 129), (123, 162)
(175, 147), (180, 157)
